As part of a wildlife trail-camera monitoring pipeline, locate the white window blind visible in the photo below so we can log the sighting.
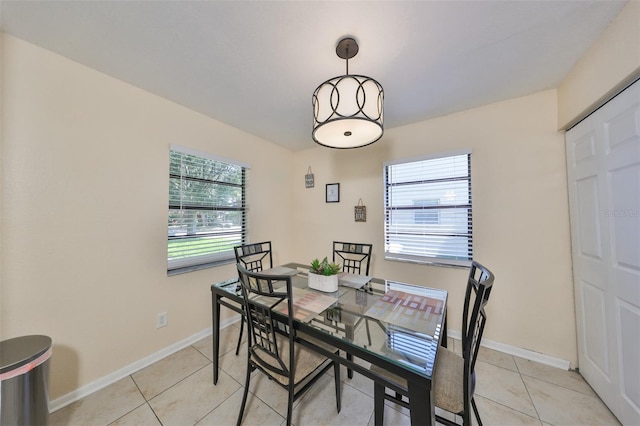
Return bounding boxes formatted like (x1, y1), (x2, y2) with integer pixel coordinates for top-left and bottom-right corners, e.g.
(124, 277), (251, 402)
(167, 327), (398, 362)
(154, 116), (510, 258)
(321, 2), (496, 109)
(168, 147), (248, 272)
(384, 151), (472, 267)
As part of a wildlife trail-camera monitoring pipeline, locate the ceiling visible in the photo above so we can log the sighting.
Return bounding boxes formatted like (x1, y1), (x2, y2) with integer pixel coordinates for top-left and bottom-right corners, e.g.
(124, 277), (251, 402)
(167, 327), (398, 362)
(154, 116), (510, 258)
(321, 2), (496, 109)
(0, 1), (627, 151)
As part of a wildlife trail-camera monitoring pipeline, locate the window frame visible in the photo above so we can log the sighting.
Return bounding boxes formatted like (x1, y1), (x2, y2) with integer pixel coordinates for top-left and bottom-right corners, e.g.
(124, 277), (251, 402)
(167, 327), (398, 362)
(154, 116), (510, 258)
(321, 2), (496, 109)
(383, 149), (473, 268)
(167, 145), (250, 274)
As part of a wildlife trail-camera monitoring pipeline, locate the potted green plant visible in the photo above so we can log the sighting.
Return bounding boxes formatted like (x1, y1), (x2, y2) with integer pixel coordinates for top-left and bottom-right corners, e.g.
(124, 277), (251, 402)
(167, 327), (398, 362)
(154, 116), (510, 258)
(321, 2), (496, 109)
(308, 257), (341, 292)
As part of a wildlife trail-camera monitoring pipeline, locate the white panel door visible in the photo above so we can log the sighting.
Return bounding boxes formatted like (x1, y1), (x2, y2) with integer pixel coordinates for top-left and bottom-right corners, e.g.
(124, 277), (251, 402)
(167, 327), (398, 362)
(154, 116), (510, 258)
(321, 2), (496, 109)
(566, 80), (640, 425)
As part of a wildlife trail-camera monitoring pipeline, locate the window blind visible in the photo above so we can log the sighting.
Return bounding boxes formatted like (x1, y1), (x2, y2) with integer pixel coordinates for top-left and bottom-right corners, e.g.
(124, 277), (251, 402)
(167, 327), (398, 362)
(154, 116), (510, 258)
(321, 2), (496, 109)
(384, 151), (472, 267)
(168, 147), (248, 271)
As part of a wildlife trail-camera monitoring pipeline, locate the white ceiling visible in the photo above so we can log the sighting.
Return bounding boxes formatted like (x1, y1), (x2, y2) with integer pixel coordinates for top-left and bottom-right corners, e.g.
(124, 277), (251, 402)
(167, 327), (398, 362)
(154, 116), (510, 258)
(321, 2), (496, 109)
(0, 0), (627, 151)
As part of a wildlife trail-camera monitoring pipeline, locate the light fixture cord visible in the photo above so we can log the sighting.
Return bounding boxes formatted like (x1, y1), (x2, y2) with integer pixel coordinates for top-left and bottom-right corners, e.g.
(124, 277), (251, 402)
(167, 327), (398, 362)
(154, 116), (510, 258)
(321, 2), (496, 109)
(345, 46), (350, 75)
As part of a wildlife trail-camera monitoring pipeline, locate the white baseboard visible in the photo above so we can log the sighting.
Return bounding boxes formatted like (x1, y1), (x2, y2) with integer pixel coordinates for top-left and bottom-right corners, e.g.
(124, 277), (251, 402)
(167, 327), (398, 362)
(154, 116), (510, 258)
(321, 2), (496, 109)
(49, 315), (239, 413)
(51, 317), (568, 412)
(446, 330), (571, 370)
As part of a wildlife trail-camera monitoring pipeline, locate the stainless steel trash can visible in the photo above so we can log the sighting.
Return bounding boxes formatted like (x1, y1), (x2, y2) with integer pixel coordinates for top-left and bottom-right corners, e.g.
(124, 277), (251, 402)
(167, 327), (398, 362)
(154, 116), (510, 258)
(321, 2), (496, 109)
(0, 335), (52, 426)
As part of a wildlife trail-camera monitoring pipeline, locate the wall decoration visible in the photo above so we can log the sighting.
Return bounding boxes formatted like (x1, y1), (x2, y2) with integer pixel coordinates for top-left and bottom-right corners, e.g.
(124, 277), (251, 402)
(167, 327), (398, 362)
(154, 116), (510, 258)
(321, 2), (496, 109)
(355, 198), (366, 222)
(326, 183), (340, 203)
(305, 166), (315, 188)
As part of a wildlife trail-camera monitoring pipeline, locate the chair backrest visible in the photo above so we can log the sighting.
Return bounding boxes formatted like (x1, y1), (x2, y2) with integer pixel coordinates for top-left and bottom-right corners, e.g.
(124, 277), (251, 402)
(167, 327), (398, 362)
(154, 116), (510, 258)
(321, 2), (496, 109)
(236, 263), (295, 381)
(461, 261), (495, 410)
(332, 241), (372, 275)
(234, 241), (273, 272)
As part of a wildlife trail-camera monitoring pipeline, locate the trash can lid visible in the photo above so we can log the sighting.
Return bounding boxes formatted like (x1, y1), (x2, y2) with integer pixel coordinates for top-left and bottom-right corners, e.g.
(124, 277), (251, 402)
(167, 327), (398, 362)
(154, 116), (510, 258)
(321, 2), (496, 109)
(0, 335), (52, 375)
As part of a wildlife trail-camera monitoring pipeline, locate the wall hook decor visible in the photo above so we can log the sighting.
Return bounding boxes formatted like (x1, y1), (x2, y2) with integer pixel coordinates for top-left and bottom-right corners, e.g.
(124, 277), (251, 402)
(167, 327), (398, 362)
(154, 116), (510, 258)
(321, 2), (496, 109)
(305, 166), (314, 188)
(355, 198), (366, 222)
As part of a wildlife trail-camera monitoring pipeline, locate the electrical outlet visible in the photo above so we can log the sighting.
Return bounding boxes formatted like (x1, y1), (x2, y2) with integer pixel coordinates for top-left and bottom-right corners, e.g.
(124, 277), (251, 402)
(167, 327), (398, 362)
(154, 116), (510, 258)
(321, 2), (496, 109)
(157, 312), (168, 329)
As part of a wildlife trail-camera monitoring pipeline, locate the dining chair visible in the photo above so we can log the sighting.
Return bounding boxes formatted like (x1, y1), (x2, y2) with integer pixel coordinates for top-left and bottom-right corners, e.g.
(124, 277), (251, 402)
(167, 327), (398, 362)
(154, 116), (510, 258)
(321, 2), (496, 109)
(234, 241), (273, 272)
(233, 242), (273, 355)
(369, 261), (495, 426)
(235, 263), (342, 426)
(333, 241), (373, 378)
(333, 241), (373, 275)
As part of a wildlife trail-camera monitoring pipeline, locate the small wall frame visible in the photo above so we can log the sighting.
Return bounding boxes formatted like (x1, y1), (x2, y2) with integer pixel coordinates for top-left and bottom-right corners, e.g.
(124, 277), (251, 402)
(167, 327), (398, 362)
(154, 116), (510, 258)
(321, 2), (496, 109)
(326, 183), (340, 202)
(305, 166), (314, 188)
(355, 198), (366, 222)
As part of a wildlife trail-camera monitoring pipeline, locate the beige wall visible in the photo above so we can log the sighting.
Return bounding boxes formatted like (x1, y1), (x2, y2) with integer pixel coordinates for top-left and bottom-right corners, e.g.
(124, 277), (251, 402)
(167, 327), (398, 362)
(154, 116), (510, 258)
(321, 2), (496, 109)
(1, 0), (635, 401)
(0, 34), (294, 399)
(558, 0), (640, 129)
(292, 89), (576, 365)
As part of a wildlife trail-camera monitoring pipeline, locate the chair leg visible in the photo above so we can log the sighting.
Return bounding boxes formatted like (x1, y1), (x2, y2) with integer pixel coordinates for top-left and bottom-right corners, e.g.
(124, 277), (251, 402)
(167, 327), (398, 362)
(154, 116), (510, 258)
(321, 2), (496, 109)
(235, 315), (244, 355)
(365, 318), (372, 346)
(286, 383), (294, 426)
(346, 353), (354, 379)
(236, 359), (252, 426)
(333, 361), (342, 413)
(373, 382), (385, 426)
(471, 397), (482, 426)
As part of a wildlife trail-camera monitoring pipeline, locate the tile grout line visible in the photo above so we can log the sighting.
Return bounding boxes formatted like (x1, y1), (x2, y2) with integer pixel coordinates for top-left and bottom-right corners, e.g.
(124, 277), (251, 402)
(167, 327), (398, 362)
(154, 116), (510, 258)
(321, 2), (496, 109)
(473, 355), (544, 423)
(513, 361), (544, 424)
(130, 369), (164, 426)
(217, 343), (289, 424)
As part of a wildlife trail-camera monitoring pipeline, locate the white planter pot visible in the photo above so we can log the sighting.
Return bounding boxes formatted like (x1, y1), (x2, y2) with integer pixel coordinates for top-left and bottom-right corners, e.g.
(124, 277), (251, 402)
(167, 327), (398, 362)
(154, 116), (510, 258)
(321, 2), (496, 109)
(308, 273), (339, 293)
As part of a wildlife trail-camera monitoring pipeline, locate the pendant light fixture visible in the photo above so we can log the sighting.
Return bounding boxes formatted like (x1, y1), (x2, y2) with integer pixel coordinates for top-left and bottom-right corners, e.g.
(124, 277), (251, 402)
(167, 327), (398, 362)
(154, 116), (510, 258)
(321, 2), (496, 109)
(312, 37), (384, 149)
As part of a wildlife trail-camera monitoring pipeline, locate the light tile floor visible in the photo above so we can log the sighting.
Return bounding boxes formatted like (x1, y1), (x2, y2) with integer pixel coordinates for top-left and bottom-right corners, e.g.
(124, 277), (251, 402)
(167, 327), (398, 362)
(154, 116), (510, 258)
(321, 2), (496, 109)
(50, 324), (620, 426)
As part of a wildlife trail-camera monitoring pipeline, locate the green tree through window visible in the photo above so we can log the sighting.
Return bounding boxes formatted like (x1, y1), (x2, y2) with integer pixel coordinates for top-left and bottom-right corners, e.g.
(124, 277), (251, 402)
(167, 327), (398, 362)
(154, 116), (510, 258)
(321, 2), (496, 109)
(168, 147), (247, 272)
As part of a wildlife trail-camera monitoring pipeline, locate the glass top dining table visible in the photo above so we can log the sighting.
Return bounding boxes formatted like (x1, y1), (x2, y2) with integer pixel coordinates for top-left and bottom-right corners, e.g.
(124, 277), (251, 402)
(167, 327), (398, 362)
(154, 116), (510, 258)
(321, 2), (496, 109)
(210, 262), (448, 426)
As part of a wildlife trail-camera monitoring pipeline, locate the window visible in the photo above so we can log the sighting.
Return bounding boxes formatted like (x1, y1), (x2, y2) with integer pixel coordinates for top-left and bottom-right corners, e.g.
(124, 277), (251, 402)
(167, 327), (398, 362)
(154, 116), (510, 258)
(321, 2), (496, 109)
(168, 146), (249, 272)
(384, 151), (472, 267)
(414, 199), (440, 224)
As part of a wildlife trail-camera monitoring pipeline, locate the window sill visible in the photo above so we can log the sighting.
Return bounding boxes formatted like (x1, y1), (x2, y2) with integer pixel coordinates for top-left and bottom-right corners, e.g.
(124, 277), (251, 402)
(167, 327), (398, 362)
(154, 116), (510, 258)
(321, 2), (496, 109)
(168, 258), (235, 276)
(384, 254), (471, 269)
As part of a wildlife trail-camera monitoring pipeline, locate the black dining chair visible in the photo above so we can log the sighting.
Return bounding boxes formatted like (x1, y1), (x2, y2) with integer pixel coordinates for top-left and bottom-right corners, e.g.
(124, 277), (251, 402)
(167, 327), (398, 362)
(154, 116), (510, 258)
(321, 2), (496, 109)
(333, 241), (373, 378)
(233, 242), (273, 355)
(333, 241), (373, 275)
(369, 261), (495, 426)
(235, 263), (341, 426)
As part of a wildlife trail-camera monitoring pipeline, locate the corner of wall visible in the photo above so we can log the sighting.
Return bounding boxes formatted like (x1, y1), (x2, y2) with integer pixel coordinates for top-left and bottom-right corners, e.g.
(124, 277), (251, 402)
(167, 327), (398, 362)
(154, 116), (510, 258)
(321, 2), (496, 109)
(557, 1), (640, 129)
